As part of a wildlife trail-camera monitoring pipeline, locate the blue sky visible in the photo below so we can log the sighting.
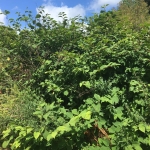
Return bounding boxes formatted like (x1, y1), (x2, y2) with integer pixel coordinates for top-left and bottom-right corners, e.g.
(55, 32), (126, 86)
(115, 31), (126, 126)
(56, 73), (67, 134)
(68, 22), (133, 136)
(0, 0), (121, 25)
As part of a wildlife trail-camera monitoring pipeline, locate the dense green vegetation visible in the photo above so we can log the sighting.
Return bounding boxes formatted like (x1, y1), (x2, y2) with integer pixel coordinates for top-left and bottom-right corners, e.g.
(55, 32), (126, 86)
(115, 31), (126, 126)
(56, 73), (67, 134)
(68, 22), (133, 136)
(1, 0), (150, 149)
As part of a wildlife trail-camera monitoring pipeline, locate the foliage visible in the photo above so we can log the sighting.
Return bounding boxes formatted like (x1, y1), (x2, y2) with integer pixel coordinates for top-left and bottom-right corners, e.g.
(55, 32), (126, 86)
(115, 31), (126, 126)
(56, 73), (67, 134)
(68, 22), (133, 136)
(29, 11), (150, 149)
(1, 1), (150, 150)
(1, 101), (92, 150)
(118, 0), (150, 30)
(0, 85), (41, 134)
(0, 25), (18, 49)
(0, 48), (12, 93)
(7, 9), (86, 82)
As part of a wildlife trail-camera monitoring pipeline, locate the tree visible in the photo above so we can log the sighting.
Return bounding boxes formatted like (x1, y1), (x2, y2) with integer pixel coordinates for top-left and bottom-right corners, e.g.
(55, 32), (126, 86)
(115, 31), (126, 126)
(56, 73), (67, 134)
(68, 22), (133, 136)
(118, 0), (150, 30)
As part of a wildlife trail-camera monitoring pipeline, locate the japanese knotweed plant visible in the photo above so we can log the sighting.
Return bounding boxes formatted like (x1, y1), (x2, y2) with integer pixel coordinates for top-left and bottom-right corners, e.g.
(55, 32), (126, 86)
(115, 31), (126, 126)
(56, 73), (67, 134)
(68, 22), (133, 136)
(2, 6), (150, 150)
(29, 17), (150, 149)
(2, 101), (93, 150)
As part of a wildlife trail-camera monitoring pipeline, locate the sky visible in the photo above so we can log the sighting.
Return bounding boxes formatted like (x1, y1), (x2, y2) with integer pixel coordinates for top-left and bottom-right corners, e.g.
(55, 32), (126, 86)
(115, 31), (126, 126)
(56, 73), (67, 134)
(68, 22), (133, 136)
(0, 0), (121, 25)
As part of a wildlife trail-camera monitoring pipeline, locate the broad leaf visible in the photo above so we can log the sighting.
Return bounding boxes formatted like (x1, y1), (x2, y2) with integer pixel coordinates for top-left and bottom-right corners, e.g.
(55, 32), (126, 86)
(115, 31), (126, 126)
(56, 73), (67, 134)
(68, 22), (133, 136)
(34, 132), (40, 140)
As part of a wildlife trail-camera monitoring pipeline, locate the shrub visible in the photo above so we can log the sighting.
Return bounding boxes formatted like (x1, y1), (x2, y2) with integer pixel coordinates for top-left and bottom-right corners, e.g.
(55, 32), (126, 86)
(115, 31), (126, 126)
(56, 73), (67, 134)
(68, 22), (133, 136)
(1, 5), (150, 150)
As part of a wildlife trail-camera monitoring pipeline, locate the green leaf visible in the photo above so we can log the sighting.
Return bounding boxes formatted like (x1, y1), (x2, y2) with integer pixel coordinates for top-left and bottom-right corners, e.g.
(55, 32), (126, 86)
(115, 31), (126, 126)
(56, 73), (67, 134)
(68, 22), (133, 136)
(100, 146), (111, 150)
(25, 146), (32, 150)
(43, 130), (49, 140)
(33, 111), (42, 116)
(125, 145), (134, 150)
(89, 70), (98, 76)
(98, 118), (106, 127)
(36, 22), (42, 27)
(19, 130), (26, 136)
(75, 57), (80, 63)
(60, 107), (66, 114)
(114, 107), (123, 120)
(94, 94), (101, 100)
(51, 131), (58, 138)
(108, 126), (116, 133)
(138, 123), (145, 133)
(100, 65), (108, 71)
(100, 96), (111, 103)
(99, 138), (110, 147)
(72, 109), (78, 115)
(27, 127), (33, 134)
(3, 10), (10, 15)
(13, 140), (21, 148)
(69, 116), (80, 126)
(132, 144), (142, 150)
(34, 132), (40, 140)
(146, 125), (150, 132)
(2, 129), (11, 138)
(32, 44), (38, 49)
(80, 81), (91, 88)
(112, 146), (117, 150)
(15, 126), (24, 131)
(81, 111), (91, 120)
(111, 94), (119, 104)
(46, 134), (51, 141)
(84, 81), (91, 88)
(36, 14), (41, 18)
(2, 140), (10, 148)
(64, 90), (69, 96)
(66, 112), (73, 118)
(92, 103), (101, 112)
(86, 98), (94, 104)
(43, 112), (51, 120)
(56, 125), (70, 133)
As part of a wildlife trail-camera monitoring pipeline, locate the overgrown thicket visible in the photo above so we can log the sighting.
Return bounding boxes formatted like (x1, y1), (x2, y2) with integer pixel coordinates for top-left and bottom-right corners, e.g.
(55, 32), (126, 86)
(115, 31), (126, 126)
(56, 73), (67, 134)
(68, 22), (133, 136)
(1, 0), (150, 149)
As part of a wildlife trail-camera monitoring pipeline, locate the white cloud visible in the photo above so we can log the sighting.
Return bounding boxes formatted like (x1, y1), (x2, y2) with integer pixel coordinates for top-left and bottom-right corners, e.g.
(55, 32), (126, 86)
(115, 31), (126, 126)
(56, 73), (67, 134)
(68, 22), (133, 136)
(12, 6), (18, 10)
(0, 9), (6, 25)
(88, 0), (121, 12)
(36, 1), (86, 22)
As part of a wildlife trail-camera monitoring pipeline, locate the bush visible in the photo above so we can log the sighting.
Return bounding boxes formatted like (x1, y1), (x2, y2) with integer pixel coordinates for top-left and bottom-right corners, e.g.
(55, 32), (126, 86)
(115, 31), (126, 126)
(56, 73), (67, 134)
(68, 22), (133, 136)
(1, 4), (150, 150)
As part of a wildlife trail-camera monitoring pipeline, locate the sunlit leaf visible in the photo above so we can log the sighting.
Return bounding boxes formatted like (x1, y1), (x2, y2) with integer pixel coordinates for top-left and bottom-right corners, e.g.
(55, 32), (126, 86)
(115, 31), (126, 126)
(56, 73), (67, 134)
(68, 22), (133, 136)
(81, 111), (91, 120)
(138, 123), (145, 133)
(34, 132), (40, 140)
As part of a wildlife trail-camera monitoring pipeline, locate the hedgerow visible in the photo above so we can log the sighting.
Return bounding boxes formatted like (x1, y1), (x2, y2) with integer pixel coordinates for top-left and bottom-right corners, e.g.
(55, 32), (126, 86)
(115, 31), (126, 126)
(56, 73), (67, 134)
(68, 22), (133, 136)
(1, 1), (150, 149)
